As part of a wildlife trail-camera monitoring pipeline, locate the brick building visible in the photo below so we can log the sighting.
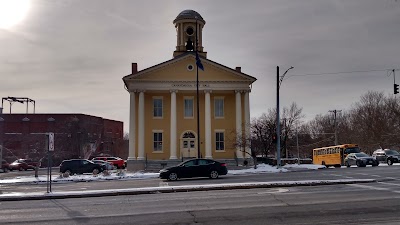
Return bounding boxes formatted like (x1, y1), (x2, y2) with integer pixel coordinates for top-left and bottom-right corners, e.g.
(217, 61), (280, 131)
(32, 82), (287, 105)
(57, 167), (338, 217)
(0, 113), (124, 166)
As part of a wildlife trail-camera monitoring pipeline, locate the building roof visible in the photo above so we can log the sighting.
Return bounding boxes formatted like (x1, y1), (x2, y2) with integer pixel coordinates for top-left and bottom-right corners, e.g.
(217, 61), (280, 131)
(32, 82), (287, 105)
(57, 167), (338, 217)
(173, 9), (205, 24)
(122, 52), (257, 85)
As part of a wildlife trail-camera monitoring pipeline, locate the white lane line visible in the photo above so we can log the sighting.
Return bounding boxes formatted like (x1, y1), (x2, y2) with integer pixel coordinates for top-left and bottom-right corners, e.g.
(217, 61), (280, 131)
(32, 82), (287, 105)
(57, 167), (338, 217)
(378, 182), (400, 187)
(257, 188), (289, 194)
(347, 184), (390, 191)
(354, 173), (369, 176)
(385, 177), (400, 180)
(330, 174), (342, 177)
(370, 175), (381, 177)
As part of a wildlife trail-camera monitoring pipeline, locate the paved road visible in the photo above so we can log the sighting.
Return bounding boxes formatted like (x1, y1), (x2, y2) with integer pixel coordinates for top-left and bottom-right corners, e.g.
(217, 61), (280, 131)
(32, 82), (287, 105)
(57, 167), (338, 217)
(1, 164), (399, 195)
(1, 178), (400, 224)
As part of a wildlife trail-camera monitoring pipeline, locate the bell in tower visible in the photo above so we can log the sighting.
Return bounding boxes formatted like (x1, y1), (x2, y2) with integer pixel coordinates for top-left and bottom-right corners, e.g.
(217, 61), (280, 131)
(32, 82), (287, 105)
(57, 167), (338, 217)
(173, 10), (207, 58)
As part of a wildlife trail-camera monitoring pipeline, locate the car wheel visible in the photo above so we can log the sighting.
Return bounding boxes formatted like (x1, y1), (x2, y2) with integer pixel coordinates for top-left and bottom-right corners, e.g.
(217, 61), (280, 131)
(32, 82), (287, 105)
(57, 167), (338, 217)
(3, 167), (9, 173)
(210, 170), (219, 179)
(387, 159), (393, 166)
(168, 172), (178, 181)
(93, 168), (100, 175)
(345, 162), (350, 168)
(356, 161), (362, 167)
(64, 170), (72, 175)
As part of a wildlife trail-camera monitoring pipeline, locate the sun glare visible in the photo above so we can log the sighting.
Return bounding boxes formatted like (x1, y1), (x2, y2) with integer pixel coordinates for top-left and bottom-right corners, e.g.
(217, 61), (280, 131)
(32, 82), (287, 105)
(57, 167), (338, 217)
(0, 0), (31, 29)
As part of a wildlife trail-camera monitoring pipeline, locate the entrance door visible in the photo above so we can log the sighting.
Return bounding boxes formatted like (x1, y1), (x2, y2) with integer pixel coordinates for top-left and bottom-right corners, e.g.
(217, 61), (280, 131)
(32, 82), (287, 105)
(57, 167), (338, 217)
(181, 131), (197, 158)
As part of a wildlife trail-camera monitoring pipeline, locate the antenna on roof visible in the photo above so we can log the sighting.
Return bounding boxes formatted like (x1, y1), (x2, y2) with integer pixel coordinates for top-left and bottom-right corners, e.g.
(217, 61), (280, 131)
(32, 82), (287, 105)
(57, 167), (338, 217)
(1, 97), (36, 114)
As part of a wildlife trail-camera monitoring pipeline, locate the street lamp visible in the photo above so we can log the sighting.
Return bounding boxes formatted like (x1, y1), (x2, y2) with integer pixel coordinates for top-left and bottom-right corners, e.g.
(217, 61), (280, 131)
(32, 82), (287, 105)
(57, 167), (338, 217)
(276, 66), (294, 168)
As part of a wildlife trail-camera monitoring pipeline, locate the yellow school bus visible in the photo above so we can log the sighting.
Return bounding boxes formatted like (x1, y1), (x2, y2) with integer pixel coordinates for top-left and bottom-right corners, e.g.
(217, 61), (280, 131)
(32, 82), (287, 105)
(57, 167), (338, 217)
(313, 144), (360, 168)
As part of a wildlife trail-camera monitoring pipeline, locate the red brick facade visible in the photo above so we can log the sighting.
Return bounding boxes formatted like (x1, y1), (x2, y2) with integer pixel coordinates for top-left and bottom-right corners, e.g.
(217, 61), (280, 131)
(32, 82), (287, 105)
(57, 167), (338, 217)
(0, 114), (124, 166)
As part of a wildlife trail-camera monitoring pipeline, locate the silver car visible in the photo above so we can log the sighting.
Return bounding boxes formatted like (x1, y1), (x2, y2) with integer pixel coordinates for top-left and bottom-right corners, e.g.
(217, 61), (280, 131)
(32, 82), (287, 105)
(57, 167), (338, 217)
(345, 153), (379, 167)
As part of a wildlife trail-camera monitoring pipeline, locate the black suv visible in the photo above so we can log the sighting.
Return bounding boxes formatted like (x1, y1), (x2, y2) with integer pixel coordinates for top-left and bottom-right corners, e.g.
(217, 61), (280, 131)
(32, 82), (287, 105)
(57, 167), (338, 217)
(60, 159), (105, 175)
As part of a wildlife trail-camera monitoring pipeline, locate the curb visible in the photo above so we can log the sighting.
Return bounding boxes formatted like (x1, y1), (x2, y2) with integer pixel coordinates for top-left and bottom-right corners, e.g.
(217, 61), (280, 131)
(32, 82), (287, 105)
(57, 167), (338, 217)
(0, 179), (376, 201)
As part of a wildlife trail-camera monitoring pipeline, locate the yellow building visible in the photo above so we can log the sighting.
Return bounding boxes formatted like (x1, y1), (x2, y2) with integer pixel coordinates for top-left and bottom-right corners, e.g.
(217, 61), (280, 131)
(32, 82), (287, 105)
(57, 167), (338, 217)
(123, 10), (256, 170)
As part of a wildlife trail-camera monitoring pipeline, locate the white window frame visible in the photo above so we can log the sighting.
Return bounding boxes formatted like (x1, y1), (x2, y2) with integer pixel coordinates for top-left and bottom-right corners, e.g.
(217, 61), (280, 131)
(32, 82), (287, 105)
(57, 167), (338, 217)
(152, 130), (163, 152)
(184, 96), (194, 119)
(215, 129), (225, 152)
(153, 97), (163, 119)
(214, 97), (225, 119)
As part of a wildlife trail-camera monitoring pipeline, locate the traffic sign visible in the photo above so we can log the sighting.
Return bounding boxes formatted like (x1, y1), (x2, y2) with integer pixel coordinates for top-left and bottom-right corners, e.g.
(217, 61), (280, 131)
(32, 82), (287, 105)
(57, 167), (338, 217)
(48, 132), (54, 151)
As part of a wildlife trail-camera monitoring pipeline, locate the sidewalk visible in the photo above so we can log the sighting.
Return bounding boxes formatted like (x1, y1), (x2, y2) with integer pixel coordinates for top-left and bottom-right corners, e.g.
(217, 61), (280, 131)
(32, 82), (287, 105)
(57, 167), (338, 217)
(0, 178), (376, 201)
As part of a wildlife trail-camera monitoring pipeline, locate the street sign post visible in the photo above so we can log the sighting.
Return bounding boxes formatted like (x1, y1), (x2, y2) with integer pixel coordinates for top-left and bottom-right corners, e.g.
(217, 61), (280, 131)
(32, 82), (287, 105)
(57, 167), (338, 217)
(46, 132), (54, 193)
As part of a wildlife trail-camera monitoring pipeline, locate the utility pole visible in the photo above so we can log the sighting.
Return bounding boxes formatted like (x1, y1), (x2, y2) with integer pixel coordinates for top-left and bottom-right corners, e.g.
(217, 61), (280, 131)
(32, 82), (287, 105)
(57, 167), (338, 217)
(329, 109), (342, 145)
(296, 124), (300, 165)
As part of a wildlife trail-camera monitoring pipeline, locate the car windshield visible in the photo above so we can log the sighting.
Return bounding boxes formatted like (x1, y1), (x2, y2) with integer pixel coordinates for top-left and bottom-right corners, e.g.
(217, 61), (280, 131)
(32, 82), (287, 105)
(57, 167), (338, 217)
(385, 150), (400, 155)
(355, 153), (369, 157)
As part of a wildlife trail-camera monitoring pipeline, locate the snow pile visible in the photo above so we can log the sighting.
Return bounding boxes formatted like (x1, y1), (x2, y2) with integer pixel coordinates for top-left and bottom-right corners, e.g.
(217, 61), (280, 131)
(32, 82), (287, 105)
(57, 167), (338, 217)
(228, 163), (288, 175)
(283, 163), (325, 170)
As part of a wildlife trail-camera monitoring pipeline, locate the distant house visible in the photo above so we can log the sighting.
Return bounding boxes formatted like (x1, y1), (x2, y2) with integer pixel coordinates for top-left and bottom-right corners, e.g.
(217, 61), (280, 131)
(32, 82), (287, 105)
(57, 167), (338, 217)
(123, 10), (257, 170)
(0, 113), (124, 166)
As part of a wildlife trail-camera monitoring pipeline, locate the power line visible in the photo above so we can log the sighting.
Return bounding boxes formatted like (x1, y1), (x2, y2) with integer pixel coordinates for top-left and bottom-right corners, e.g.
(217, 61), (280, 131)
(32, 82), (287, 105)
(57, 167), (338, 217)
(286, 68), (399, 78)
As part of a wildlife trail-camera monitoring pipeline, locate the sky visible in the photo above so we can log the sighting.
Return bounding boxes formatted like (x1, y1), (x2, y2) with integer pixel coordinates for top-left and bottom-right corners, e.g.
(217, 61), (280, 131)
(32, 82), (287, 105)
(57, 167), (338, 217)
(1, 0), (400, 133)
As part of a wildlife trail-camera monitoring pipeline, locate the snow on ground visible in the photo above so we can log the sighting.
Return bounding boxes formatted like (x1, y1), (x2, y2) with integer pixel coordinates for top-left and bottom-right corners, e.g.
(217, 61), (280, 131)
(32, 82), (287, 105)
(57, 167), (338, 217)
(228, 163), (288, 174)
(283, 163), (325, 170)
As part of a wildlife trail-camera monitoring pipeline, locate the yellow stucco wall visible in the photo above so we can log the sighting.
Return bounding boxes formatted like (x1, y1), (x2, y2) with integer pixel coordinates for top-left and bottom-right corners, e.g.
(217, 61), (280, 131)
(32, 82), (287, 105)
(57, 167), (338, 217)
(131, 90), (243, 160)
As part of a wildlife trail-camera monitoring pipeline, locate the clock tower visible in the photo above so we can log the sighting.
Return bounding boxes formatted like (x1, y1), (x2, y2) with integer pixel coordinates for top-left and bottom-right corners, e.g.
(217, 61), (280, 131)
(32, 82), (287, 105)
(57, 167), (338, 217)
(173, 10), (207, 58)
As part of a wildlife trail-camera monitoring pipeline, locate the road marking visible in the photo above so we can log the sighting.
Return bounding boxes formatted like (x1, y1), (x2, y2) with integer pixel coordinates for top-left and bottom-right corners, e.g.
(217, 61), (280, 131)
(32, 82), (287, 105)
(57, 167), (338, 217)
(385, 177), (400, 180)
(354, 173), (369, 176)
(347, 184), (390, 191)
(370, 175), (381, 177)
(257, 188), (289, 194)
(330, 174), (342, 177)
(378, 182), (400, 187)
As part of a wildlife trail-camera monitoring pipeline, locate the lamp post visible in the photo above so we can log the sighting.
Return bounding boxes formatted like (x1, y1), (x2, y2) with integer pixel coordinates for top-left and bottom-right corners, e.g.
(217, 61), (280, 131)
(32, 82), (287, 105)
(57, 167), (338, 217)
(276, 66), (294, 168)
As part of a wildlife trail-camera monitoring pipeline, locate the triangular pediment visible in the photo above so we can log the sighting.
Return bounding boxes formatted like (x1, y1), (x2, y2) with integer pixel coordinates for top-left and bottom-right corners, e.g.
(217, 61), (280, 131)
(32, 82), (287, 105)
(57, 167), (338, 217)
(123, 53), (256, 83)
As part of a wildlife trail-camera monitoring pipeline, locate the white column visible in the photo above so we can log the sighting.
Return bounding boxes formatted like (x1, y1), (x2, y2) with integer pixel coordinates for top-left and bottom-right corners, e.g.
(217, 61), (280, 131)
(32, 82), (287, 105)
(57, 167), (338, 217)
(170, 90), (178, 159)
(137, 91), (145, 160)
(235, 90), (243, 159)
(244, 90), (251, 158)
(205, 90), (212, 159)
(128, 91), (136, 160)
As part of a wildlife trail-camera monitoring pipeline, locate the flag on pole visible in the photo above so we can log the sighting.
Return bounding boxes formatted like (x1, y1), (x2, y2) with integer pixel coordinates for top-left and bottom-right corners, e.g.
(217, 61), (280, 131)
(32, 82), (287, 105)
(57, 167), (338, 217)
(196, 51), (204, 71)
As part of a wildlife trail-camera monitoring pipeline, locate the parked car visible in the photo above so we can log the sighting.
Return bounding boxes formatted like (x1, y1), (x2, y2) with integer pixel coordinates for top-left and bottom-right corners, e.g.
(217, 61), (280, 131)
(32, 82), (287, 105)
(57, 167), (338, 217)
(1, 159), (10, 172)
(384, 149), (400, 165)
(345, 153), (379, 167)
(159, 159), (228, 181)
(91, 159), (114, 170)
(92, 156), (126, 169)
(60, 159), (105, 175)
(9, 159), (40, 171)
(372, 149), (386, 162)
